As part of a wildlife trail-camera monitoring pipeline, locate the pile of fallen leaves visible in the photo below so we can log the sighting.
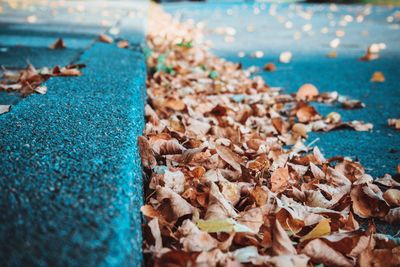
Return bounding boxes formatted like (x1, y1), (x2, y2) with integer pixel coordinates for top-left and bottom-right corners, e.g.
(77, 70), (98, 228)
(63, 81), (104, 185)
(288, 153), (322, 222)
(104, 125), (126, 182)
(139, 6), (400, 267)
(0, 63), (83, 97)
(0, 38), (85, 115)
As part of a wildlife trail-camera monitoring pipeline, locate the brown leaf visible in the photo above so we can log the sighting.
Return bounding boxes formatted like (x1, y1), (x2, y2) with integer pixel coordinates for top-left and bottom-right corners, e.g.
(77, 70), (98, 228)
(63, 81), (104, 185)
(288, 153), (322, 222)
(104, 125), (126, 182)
(370, 71), (385, 82)
(301, 239), (353, 267)
(296, 84), (319, 100)
(156, 186), (195, 221)
(55, 67), (81, 76)
(375, 174), (400, 187)
(150, 138), (185, 155)
(351, 184), (390, 218)
(267, 254), (309, 267)
(205, 182), (238, 220)
(384, 207), (400, 224)
(388, 118), (400, 130)
(292, 123), (308, 138)
(49, 38), (66, 49)
(237, 207), (263, 233)
(327, 50), (337, 58)
(179, 220), (218, 252)
(164, 98), (186, 111)
(117, 40), (129, 48)
(99, 33), (113, 43)
(270, 167), (290, 193)
(215, 145), (242, 172)
(138, 136), (157, 169)
(263, 62), (276, 72)
(148, 218), (163, 250)
(272, 219), (297, 255)
(359, 236), (400, 267)
(335, 160), (365, 182)
(296, 105), (320, 123)
(155, 250), (199, 267)
(341, 100), (365, 109)
(383, 189), (400, 207)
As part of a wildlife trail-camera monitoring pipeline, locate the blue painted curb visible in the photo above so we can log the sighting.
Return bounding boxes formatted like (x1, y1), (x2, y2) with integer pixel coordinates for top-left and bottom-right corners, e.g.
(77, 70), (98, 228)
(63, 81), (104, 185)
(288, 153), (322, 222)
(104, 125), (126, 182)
(0, 43), (146, 267)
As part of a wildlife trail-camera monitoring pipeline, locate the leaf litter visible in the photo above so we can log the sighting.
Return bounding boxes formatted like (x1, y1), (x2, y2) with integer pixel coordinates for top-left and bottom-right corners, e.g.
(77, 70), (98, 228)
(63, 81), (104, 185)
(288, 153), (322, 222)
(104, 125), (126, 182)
(140, 5), (399, 267)
(0, 63), (85, 115)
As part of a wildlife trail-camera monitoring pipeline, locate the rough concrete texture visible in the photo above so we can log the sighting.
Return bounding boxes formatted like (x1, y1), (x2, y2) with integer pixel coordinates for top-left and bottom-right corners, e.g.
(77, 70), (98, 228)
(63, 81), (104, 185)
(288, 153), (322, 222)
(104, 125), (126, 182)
(0, 43), (146, 267)
(0, 0), (148, 266)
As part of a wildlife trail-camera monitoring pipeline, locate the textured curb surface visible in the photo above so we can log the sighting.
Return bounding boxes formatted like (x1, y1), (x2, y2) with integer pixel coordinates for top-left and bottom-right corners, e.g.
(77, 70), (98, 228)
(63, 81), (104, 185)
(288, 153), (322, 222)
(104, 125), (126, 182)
(0, 1), (148, 266)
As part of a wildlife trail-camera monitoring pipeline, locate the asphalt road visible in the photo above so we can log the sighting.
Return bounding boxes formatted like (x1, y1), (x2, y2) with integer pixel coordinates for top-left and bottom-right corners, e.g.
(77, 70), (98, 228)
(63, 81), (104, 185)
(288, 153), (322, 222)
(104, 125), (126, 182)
(164, 1), (400, 178)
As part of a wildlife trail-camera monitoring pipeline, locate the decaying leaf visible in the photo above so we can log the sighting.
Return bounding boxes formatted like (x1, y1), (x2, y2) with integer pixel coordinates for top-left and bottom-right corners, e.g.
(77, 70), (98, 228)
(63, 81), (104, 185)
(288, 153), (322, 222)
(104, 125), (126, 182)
(351, 184), (390, 218)
(384, 207), (400, 224)
(300, 218), (331, 241)
(0, 105), (10, 115)
(49, 38), (66, 49)
(272, 219), (297, 255)
(301, 239), (353, 267)
(370, 71), (385, 82)
(140, 6), (397, 265)
(156, 186), (195, 221)
(383, 189), (400, 207)
(270, 167), (290, 193)
(138, 136), (157, 169)
(216, 145), (242, 172)
(205, 182), (238, 220)
(117, 40), (129, 48)
(179, 220), (218, 252)
(296, 84), (319, 100)
(263, 62), (276, 72)
(196, 218), (254, 233)
(99, 33), (113, 43)
(388, 118), (400, 130)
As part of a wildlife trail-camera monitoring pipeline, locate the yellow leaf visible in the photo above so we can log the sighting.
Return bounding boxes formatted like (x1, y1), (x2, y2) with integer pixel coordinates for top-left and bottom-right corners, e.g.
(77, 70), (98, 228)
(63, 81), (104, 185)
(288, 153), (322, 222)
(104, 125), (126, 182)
(196, 218), (255, 233)
(300, 218), (331, 242)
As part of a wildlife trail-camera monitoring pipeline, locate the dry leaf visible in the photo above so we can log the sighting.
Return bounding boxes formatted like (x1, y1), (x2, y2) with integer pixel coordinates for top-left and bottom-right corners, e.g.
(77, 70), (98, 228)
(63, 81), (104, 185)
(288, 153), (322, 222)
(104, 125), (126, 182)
(156, 186), (195, 221)
(99, 33), (113, 43)
(196, 218), (254, 233)
(164, 98), (186, 111)
(0, 105), (11, 115)
(216, 145), (242, 172)
(148, 218), (163, 250)
(272, 219), (297, 255)
(179, 220), (218, 252)
(296, 105), (320, 123)
(264, 63), (276, 72)
(205, 182), (238, 220)
(296, 84), (319, 100)
(371, 71), (385, 82)
(301, 239), (353, 267)
(271, 167), (290, 193)
(300, 218), (331, 242)
(49, 38), (66, 49)
(351, 184), (390, 218)
(151, 138), (185, 155)
(267, 254), (309, 267)
(138, 136), (157, 169)
(388, 118), (400, 130)
(383, 189), (400, 207)
(327, 51), (337, 58)
(117, 40), (129, 48)
(384, 207), (400, 224)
